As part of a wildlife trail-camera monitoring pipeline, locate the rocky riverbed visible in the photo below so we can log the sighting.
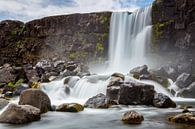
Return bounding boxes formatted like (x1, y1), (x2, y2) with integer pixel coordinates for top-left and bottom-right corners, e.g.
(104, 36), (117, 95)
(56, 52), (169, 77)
(0, 61), (195, 127)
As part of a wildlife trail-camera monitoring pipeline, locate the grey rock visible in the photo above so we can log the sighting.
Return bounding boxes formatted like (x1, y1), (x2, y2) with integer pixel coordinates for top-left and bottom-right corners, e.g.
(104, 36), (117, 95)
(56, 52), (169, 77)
(0, 104), (40, 124)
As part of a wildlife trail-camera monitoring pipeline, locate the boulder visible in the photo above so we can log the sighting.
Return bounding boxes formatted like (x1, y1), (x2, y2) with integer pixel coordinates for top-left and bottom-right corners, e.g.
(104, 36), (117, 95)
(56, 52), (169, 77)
(84, 93), (110, 108)
(19, 89), (51, 113)
(118, 82), (155, 105)
(0, 98), (9, 109)
(175, 73), (194, 89)
(0, 67), (17, 83)
(122, 110), (144, 124)
(130, 65), (149, 79)
(106, 81), (123, 104)
(0, 104), (41, 124)
(56, 103), (84, 112)
(168, 113), (195, 125)
(111, 73), (125, 81)
(153, 93), (176, 108)
(23, 64), (40, 85)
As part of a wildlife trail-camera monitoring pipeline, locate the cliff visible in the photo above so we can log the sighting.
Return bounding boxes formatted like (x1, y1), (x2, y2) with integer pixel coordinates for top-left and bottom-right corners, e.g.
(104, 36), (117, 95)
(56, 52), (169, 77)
(152, 0), (195, 51)
(0, 12), (111, 66)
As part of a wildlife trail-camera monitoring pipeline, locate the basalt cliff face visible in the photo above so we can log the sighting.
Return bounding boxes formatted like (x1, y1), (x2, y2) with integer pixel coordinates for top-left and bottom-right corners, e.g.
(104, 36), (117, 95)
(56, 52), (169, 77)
(152, 0), (195, 73)
(0, 0), (195, 67)
(0, 12), (111, 66)
(152, 0), (195, 52)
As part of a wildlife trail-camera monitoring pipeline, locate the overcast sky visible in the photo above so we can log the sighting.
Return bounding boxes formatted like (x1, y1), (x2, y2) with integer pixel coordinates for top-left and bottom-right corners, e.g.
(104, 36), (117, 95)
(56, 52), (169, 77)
(0, 0), (154, 22)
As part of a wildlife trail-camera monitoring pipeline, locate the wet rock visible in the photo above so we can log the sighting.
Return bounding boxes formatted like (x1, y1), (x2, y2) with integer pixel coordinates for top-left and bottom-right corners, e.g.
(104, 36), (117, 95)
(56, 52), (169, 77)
(4, 91), (13, 98)
(122, 110), (144, 124)
(0, 104), (40, 124)
(19, 89), (51, 113)
(175, 73), (194, 89)
(13, 84), (29, 96)
(178, 81), (195, 98)
(63, 76), (80, 88)
(56, 103), (84, 112)
(84, 93), (110, 108)
(111, 73), (125, 81)
(106, 81), (123, 104)
(64, 84), (70, 94)
(118, 82), (155, 105)
(168, 113), (195, 125)
(66, 61), (77, 71)
(23, 64), (40, 85)
(130, 65), (149, 79)
(0, 98), (9, 109)
(182, 108), (191, 113)
(153, 93), (176, 108)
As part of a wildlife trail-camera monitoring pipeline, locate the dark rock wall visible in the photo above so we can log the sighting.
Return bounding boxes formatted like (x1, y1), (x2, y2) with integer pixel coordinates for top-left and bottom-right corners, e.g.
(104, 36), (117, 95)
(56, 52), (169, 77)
(152, 0), (195, 51)
(152, 0), (195, 73)
(0, 12), (111, 66)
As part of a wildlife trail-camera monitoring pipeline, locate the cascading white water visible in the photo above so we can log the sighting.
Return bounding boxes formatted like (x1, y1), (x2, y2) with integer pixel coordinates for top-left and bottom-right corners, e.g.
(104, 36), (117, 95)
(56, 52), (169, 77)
(108, 6), (152, 73)
(41, 75), (111, 105)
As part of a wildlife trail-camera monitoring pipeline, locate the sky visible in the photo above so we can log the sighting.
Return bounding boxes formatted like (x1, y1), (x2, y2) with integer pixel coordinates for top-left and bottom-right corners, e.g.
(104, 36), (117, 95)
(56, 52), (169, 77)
(0, 0), (154, 22)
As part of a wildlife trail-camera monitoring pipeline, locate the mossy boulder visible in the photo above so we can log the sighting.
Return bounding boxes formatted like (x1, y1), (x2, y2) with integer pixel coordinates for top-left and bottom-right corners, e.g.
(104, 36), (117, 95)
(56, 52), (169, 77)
(56, 103), (84, 112)
(168, 113), (195, 125)
(122, 110), (144, 124)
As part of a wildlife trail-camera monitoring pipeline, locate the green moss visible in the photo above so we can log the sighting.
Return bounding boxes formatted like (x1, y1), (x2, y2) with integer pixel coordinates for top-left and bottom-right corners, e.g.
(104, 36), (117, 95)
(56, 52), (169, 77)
(8, 79), (24, 88)
(10, 31), (17, 36)
(162, 79), (169, 88)
(16, 40), (23, 48)
(100, 16), (109, 24)
(96, 42), (104, 53)
(69, 51), (89, 60)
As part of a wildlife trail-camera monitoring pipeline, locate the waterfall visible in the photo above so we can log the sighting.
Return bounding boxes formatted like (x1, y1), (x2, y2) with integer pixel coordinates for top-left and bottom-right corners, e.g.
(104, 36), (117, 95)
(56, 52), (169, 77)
(40, 6), (174, 105)
(108, 6), (152, 73)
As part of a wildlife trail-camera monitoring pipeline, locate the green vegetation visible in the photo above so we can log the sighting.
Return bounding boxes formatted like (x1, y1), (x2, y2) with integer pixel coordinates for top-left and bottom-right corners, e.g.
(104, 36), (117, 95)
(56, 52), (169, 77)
(100, 16), (109, 24)
(96, 42), (104, 53)
(69, 51), (89, 60)
(162, 79), (169, 88)
(16, 40), (23, 48)
(8, 79), (24, 88)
